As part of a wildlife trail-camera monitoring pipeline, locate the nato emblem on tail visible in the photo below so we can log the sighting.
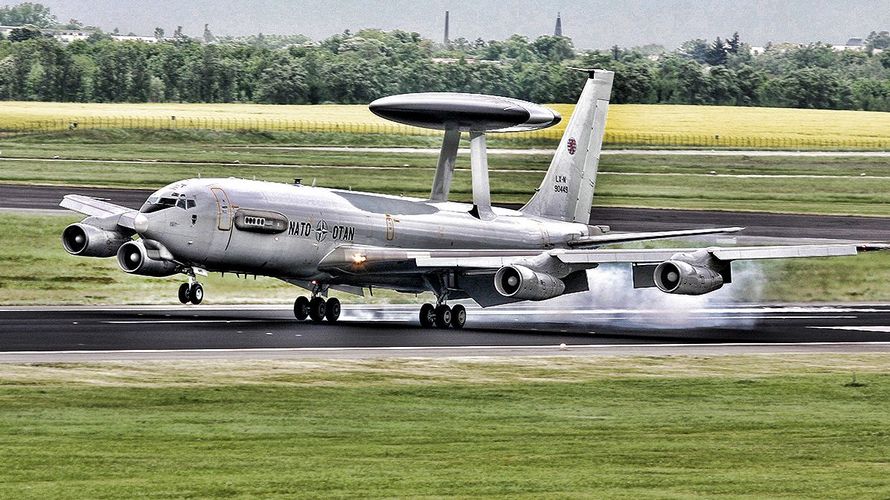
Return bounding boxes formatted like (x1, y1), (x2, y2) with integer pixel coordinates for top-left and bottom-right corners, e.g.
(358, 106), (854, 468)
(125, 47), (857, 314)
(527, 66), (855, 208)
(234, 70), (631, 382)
(521, 69), (614, 223)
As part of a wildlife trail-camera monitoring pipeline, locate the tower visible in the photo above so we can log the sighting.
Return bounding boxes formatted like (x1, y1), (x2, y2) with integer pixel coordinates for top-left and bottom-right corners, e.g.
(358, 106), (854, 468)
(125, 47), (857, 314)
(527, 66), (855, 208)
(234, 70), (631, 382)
(554, 12), (562, 37)
(444, 11), (450, 46)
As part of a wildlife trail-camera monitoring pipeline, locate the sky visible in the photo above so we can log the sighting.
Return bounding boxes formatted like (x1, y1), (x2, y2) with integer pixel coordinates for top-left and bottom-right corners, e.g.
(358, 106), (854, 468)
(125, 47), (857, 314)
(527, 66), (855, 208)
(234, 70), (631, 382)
(36, 0), (890, 50)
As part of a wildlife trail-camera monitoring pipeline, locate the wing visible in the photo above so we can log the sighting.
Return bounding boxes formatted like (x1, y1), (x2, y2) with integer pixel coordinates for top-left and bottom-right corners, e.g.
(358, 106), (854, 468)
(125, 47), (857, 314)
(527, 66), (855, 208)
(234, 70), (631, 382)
(319, 242), (888, 306)
(60, 194), (139, 231)
(567, 227), (744, 247)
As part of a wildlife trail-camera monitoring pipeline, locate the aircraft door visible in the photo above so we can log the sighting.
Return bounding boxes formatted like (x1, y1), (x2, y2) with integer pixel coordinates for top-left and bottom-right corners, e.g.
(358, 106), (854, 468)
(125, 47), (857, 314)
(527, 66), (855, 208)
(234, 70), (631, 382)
(211, 188), (233, 231)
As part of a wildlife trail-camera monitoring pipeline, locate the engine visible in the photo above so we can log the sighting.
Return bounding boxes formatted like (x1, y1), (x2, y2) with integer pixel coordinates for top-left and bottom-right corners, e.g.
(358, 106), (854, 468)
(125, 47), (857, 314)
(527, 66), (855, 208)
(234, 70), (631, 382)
(494, 265), (565, 301)
(116, 240), (179, 277)
(62, 223), (130, 258)
(653, 260), (724, 295)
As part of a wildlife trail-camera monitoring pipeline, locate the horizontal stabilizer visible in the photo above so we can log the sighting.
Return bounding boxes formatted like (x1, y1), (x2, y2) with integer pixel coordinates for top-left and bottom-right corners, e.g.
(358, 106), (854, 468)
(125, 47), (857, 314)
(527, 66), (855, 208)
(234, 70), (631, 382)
(568, 227), (745, 247)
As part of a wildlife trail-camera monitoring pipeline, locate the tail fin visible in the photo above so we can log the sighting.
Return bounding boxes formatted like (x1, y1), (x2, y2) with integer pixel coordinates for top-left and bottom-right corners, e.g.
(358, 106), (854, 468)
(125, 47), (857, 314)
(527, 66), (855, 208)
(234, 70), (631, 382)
(520, 69), (613, 223)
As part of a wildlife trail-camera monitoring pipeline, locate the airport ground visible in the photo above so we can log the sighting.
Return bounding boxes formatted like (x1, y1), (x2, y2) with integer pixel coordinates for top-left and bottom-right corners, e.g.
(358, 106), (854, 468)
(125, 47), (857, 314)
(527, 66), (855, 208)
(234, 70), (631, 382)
(3, 131), (890, 497)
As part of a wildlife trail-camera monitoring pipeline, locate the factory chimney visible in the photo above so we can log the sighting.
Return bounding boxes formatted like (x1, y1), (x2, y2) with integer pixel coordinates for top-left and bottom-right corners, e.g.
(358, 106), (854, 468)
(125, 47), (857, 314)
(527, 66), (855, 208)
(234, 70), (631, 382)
(444, 11), (450, 46)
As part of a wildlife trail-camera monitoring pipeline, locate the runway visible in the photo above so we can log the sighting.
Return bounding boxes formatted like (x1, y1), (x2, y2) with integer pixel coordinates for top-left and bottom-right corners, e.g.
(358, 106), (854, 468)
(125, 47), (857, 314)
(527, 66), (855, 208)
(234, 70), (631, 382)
(2, 304), (890, 361)
(5, 182), (890, 241)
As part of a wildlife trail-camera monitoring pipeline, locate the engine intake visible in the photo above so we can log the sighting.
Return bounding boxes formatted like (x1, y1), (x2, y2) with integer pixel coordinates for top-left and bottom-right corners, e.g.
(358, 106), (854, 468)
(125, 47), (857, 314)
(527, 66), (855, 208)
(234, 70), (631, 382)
(494, 265), (565, 301)
(654, 260), (724, 295)
(117, 240), (179, 277)
(62, 223), (129, 258)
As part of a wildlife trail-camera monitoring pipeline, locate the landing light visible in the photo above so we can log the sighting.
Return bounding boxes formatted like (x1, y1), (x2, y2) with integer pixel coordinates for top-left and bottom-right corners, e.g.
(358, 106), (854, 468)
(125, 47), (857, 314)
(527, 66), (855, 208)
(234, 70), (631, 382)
(352, 253), (367, 265)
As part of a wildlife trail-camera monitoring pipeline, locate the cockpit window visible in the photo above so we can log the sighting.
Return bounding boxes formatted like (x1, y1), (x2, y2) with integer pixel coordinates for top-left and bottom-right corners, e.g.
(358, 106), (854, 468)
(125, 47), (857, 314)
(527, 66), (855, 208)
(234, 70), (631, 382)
(186, 199), (196, 209)
(176, 198), (187, 209)
(140, 196), (178, 213)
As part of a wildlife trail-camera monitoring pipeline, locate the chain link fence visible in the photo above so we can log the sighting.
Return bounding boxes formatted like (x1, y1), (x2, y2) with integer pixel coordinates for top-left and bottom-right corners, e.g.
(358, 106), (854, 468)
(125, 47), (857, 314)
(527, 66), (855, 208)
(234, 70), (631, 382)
(3, 115), (890, 150)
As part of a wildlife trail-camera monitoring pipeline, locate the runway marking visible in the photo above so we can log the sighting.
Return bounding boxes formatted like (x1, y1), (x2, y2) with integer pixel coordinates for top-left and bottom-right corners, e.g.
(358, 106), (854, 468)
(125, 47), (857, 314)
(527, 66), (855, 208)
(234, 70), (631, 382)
(2, 341), (890, 357)
(810, 326), (890, 333)
(103, 319), (283, 324)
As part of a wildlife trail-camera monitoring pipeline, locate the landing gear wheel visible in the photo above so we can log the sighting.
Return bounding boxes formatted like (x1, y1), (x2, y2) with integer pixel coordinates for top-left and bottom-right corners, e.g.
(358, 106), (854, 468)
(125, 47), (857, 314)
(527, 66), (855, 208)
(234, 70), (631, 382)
(325, 297), (341, 322)
(309, 297), (326, 323)
(450, 304), (466, 329)
(419, 303), (436, 328)
(435, 305), (452, 329)
(294, 296), (310, 321)
(189, 283), (204, 305)
(178, 283), (190, 304)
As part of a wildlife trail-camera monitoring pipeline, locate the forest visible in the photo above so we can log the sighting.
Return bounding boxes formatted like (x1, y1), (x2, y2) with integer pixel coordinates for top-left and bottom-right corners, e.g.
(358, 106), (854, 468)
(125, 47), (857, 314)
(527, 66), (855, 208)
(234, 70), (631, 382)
(1, 2), (889, 110)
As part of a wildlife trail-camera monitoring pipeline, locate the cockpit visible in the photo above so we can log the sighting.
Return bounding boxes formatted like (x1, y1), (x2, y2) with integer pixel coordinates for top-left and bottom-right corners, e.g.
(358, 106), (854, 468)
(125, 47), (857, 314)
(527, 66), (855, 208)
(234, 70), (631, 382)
(140, 186), (198, 213)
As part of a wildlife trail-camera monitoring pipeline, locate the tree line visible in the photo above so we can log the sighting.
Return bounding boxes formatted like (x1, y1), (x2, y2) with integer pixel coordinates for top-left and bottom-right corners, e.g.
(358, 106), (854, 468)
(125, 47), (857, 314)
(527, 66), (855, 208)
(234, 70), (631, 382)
(0, 6), (888, 110)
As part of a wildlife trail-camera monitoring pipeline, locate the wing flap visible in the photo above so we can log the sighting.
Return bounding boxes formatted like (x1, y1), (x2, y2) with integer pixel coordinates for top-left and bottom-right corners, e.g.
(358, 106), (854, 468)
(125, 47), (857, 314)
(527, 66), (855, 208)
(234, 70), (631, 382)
(568, 227), (744, 247)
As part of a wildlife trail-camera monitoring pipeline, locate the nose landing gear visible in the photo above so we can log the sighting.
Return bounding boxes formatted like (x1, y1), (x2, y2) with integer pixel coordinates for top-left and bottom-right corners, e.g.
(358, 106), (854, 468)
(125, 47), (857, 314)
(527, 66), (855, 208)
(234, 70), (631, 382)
(177, 276), (204, 305)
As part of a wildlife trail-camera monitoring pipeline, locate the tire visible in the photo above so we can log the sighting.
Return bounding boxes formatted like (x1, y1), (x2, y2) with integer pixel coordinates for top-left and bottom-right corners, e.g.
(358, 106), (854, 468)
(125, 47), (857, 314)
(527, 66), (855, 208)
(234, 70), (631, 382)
(419, 303), (435, 328)
(293, 296), (310, 320)
(178, 283), (190, 304)
(451, 304), (466, 329)
(325, 297), (341, 322)
(434, 305), (452, 329)
(189, 283), (204, 305)
(309, 297), (326, 323)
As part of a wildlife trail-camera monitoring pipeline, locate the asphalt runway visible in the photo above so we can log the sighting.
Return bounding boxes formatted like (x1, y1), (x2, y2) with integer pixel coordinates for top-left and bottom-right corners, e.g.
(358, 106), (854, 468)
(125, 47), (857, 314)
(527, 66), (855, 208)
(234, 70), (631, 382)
(5, 183), (890, 240)
(2, 304), (890, 361)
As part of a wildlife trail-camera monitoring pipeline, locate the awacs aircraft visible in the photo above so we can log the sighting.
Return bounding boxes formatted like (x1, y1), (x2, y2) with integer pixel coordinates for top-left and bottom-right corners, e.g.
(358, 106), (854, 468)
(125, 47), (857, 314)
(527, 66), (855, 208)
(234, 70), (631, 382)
(60, 70), (885, 328)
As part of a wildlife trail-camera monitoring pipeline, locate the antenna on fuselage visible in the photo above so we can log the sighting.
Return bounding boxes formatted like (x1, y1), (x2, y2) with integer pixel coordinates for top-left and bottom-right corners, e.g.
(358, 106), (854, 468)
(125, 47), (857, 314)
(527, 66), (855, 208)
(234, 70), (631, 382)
(368, 92), (561, 220)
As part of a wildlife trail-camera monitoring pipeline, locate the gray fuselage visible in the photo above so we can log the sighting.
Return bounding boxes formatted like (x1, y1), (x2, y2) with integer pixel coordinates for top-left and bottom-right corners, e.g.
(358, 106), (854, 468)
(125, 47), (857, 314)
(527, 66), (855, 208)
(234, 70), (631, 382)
(137, 178), (592, 286)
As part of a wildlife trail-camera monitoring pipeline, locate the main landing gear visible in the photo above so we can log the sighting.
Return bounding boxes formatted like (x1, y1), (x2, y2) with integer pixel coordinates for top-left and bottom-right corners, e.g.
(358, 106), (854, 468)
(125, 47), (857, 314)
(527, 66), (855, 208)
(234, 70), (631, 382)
(293, 287), (341, 323)
(419, 302), (466, 329)
(177, 276), (204, 305)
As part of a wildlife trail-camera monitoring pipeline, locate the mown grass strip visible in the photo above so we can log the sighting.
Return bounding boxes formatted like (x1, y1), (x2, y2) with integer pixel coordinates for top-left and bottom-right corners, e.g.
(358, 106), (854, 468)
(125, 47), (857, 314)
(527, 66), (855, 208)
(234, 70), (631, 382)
(0, 356), (888, 498)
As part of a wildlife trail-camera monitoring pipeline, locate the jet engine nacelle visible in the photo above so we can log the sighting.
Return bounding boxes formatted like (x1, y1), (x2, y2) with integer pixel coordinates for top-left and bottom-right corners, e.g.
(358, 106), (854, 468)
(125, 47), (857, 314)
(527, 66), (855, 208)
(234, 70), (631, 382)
(653, 260), (724, 295)
(117, 240), (179, 277)
(62, 223), (129, 258)
(494, 265), (565, 301)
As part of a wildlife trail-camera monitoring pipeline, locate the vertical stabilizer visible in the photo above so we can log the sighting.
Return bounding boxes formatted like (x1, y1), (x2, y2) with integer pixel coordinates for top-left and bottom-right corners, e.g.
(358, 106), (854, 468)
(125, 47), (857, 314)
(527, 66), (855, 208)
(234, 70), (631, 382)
(520, 70), (613, 223)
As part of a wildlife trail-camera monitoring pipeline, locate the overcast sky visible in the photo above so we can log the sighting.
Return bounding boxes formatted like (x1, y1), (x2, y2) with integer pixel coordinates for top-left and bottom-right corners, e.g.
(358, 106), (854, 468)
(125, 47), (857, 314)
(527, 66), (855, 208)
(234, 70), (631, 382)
(36, 0), (890, 49)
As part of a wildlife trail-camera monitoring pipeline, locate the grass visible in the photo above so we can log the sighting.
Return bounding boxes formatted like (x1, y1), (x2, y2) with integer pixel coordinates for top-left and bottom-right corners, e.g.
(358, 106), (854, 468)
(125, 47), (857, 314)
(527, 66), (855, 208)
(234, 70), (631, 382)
(0, 355), (889, 498)
(3, 101), (890, 149)
(4, 138), (890, 214)
(2, 213), (890, 305)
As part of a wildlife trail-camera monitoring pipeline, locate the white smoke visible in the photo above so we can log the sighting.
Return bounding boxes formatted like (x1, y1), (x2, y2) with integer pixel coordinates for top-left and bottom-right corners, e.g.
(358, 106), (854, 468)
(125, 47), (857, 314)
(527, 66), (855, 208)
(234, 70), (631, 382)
(502, 257), (768, 330)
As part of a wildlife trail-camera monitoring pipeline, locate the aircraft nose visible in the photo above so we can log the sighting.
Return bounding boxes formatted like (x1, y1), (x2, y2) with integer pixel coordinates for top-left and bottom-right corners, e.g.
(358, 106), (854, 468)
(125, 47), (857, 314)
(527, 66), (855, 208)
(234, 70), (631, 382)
(134, 213), (149, 234)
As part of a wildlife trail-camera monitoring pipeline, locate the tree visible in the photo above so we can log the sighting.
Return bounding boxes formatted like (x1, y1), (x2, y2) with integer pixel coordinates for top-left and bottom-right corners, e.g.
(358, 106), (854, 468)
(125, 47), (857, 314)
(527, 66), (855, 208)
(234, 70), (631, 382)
(7, 27), (43, 42)
(0, 2), (56, 28)
(705, 37), (727, 66)
(679, 39), (709, 64)
(154, 27), (165, 40)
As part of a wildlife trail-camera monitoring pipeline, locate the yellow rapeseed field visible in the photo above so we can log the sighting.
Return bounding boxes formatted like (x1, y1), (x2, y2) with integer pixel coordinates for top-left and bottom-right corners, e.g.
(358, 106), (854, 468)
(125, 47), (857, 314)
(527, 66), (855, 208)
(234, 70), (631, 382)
(1, 101), (889, 148)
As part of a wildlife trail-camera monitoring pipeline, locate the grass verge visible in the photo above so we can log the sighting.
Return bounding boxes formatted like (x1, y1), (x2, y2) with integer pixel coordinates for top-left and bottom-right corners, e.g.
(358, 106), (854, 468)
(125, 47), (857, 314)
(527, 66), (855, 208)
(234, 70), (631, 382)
(0, 355), (889, 498)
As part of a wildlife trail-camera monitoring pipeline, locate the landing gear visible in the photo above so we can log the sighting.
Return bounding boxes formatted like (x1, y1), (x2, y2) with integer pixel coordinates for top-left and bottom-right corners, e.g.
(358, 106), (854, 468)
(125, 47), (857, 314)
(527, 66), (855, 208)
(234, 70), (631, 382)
(434, 304), (452, 329)
(450, 304), (466, 329)
(308, 296), (326, 322)
(177, 279), (203, 305)
(293, 285), (341, 323)
(418, 302), (467, 329)
(419, 303), (436, 328)
(294, 296), (310, 321)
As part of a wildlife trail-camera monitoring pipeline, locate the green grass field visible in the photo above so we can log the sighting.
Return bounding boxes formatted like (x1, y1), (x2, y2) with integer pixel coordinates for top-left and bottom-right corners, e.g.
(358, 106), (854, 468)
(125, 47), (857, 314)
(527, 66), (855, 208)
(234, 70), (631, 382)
(3, 136), (890, 215)
(1, 356), (889, 498)
(3, 100), (890, 149)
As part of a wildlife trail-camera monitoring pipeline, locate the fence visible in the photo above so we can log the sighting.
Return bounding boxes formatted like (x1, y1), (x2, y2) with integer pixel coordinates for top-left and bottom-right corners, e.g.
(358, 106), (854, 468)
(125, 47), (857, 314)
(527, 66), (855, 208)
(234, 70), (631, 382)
(3, 115), (890, 150)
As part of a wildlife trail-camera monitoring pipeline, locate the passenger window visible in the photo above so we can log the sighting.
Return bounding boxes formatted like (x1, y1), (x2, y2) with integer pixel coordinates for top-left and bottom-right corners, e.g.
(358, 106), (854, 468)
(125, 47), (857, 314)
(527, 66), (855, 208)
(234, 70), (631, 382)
(187, 200), (196, 209)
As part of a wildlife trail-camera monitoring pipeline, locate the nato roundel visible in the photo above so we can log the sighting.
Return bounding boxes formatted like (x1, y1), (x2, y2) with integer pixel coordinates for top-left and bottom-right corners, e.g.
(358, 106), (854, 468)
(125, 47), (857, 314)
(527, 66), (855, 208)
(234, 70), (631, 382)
(369, 92), (561, 133)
